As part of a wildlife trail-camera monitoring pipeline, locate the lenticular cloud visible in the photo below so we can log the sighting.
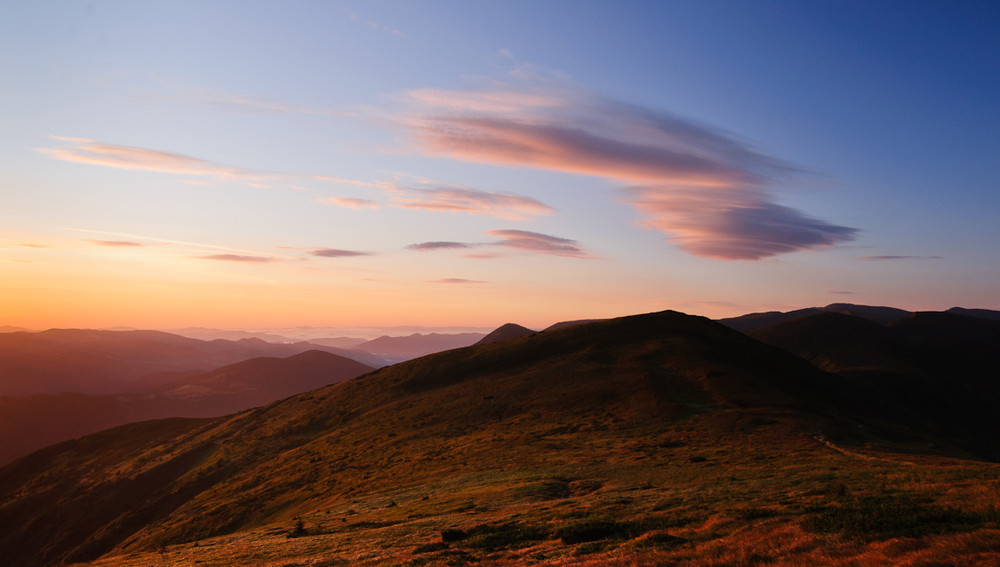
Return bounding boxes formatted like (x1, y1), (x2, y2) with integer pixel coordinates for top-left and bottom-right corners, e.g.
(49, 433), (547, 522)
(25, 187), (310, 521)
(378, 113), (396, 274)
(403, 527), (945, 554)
(404, 85), (857, 260)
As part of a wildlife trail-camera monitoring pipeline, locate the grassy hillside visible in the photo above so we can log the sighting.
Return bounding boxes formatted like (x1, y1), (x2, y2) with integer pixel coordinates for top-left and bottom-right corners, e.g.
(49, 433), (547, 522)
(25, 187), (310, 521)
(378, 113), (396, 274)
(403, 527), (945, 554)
(2, 310), (999, 566)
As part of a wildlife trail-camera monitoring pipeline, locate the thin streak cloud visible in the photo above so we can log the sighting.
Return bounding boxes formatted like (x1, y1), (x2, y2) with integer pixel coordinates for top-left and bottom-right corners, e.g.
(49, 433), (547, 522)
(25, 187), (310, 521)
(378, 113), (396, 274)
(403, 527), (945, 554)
(309, 248), (371, 258)
(194, 90), (356, 117)
(859, 255), (944, 261)
(407, 230), (589, 258)
(323, 196), (380, 210)
(391, 185), (554, 220)
(406, 241), (472, 251)
(89, 240), (144, 247)
(486, 229), (590, 258)
(63, 228), (300, 261)
(199, 254), (275, 263)
(432, 278), (488, 284)
(38, 138), (379, 189)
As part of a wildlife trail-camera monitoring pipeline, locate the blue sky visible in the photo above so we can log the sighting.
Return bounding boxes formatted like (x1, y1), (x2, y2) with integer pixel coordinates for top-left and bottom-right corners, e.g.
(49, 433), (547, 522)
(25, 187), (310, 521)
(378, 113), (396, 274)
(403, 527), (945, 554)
(2, 1), (998, 330)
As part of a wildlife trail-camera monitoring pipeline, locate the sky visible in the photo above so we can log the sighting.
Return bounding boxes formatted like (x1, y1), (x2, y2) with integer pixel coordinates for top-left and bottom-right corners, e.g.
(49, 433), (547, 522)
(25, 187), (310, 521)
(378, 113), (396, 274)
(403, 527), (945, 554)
(2, 1), (998, 332)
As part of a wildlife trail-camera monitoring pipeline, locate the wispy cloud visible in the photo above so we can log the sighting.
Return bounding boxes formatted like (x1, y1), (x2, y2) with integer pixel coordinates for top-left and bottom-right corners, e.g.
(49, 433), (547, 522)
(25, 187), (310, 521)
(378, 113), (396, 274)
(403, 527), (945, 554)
(401, 84), (857, 260)
(199, 254), (275, 263)
(391, 184), (554, 220)
(486, 229), (590, 258)
(89, 240), (144, 247)
(38, 137), (379, 189)
(38, 139), (271, 183)
(431, 278), (488, 284)
(406, 241), (472, 251)
(309, 248), (372, 258)
(322, 196), (380, 210)
(63, 227), (300, 261)
(193, 90), (356, 117)
(407, 230), (589, 258)
(347, 9), (405, 37)
(859, 255), (943, 261)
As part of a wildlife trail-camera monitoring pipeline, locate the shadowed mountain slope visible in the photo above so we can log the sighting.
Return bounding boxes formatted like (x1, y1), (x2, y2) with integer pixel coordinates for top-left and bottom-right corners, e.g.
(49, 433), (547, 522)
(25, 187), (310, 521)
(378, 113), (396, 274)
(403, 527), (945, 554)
(749, 311), (1000, 459)
(2, 310), (999, 566)
(0, 351), (373, 466)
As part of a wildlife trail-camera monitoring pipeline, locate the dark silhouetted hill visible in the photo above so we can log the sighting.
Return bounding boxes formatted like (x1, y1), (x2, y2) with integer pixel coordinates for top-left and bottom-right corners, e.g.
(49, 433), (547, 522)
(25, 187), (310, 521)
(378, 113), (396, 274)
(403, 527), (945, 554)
(543, 318), (605, 331)
(475, 323), (535, 345)
(719, 304), (911, 331)
(946, 306), (1000, 320)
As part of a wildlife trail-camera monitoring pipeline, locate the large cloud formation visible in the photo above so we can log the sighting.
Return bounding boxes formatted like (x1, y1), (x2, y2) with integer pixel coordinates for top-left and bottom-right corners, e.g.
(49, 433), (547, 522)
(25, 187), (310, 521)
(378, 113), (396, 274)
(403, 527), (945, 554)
(404, 86), (857, 260)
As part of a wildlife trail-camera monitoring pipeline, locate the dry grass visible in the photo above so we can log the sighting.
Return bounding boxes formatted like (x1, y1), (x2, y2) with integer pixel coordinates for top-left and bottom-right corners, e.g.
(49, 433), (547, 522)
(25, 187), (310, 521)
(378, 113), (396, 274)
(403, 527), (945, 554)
(65, 411), (1000, 567)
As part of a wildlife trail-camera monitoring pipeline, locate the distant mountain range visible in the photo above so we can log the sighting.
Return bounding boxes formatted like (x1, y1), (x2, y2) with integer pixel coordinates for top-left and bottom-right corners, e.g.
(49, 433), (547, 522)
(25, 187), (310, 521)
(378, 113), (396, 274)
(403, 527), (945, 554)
(3, 306), (1000, 566)
(0, 351), (373, 466)
(349, 332), (486, 362)
(0, 329), (387, 396)
(0, 327), (484, 465)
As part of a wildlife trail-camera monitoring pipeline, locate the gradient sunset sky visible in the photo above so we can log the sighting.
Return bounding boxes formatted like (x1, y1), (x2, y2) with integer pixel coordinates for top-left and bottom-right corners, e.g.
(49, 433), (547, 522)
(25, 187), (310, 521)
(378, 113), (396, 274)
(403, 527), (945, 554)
(2, 1), (998, 331)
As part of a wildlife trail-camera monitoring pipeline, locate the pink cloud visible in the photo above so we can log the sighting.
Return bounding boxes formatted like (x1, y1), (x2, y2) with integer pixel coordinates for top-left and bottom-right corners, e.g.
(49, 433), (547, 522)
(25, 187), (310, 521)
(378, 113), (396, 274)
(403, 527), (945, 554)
(309, 248), (371, 258)
(323, 196), (380, 210)
(38, 141), (264, 182)
(431, 278), (488, 284)
(621, 186), (857, 260)
(402, 85), (856, 260)
(407, 230), (590, 258)
(89, 240), (144, 247)
(391, 184), (554, 220)
(406, 241), (471, 251)
(485, 229), (590, 258)
(199, 254), (274, 263)
(37, 138), (378, 189)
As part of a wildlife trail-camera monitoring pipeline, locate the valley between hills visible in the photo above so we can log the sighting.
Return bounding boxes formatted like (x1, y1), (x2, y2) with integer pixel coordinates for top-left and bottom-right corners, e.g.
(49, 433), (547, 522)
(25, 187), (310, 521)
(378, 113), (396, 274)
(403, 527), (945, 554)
(2, 305), (1000, 566)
